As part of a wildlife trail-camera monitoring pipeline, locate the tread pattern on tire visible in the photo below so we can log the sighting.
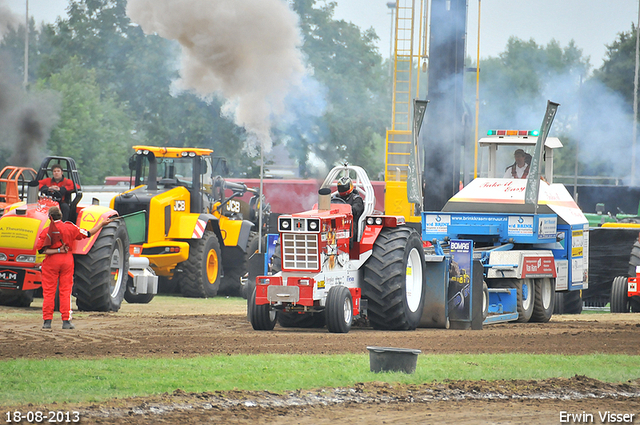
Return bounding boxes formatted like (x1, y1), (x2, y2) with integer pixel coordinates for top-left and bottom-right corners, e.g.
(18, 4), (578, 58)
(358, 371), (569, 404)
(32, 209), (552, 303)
(362, 227), (425, 330)
(75, 221), (129, 312)
(249, 288), (277, 330)
(610, 276), (630, 313)
(325, 286), (352, 333)
(179, 231), (221, 298)
(530, 278), (555, 323)
(629, 241), (640, 277)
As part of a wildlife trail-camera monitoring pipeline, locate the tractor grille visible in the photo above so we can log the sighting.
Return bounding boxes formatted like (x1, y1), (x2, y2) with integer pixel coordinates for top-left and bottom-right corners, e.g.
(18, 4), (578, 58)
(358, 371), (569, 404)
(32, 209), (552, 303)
(282, 233), (319, 271)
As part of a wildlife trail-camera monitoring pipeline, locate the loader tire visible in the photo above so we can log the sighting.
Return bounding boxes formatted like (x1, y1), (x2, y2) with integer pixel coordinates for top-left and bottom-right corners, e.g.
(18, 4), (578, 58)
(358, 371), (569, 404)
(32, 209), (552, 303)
(325, 285), (353, 333)
(530, 278), (555, 323)
(610, 276), (630, 313)
(629, 241), (640, 277)
(178, 231), (221, 298)
(277, 311), (325, 328)
(0, 289), (34, 307)
(220, 232), (261, 298)
(249, 288), (277, 330)
(74, 220), (129, 312)
(362, 227), (426, 330)
(124, 276), (155, 304)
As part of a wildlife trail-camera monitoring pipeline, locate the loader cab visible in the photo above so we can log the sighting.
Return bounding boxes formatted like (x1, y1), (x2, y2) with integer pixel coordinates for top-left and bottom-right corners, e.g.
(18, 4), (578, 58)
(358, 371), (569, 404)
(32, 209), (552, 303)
(129, 146), (215, 214)
(478, 130), (562, 183)
(35, 157), (83, 222)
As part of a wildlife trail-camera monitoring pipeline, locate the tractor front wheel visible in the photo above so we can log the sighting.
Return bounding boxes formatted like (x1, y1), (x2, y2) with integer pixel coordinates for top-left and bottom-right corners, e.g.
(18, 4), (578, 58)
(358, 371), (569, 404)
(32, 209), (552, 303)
(179, 231), (222, 298)
(325, 286), (353, 333)
(249, 288), (277, 330)
(363, 227), (426, 330)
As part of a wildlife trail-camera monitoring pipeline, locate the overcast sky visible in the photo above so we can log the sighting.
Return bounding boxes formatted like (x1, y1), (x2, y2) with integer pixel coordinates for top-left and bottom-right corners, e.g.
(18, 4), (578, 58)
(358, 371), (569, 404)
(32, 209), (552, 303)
(5, 0), (640, 69)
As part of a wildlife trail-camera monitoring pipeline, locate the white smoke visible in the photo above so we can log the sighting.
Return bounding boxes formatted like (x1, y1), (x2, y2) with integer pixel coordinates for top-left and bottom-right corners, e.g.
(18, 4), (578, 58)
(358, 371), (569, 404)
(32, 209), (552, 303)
(0, 0), (20, 39)
(126, 0), (308, 155)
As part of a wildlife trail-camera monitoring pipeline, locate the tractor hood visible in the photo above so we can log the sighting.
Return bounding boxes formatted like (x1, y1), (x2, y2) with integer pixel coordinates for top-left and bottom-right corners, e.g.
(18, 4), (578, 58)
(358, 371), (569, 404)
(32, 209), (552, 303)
(0, 204), (50, 250)
(443, 178), (587, 226)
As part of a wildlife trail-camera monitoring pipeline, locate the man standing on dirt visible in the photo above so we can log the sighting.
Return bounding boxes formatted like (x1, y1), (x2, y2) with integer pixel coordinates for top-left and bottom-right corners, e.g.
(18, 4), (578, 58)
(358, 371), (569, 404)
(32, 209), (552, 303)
(36, 206), (112, 330)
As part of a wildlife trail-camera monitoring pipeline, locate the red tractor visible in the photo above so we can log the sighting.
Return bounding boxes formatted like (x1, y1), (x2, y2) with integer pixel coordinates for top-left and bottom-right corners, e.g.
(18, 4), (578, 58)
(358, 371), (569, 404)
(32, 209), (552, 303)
(249, 165), (427, 333)
(0, 156), (137, 310)
(610, 231), (640, 313)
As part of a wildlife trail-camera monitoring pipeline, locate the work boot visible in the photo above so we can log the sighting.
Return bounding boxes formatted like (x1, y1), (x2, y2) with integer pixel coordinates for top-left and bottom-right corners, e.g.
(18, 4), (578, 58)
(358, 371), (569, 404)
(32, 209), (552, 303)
(62, 320), (75, 330)
(42, 320), (52, 330)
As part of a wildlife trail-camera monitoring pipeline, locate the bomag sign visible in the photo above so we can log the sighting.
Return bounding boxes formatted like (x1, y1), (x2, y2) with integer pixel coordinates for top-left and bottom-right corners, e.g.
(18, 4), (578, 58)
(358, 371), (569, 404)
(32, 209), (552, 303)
(0, 217), (41, 250)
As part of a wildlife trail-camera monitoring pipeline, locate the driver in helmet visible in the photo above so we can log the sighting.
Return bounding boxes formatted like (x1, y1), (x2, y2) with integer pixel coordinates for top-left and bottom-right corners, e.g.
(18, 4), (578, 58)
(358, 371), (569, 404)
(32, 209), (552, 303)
(39, 164), (76, 221)
(332, 176), (364, 239)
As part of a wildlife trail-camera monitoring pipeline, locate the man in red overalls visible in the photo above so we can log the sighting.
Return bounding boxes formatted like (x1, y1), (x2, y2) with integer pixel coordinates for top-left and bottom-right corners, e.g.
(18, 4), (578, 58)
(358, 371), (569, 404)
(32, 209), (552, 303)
(39, 164), (76, 221)
(36, 206), (112, 330)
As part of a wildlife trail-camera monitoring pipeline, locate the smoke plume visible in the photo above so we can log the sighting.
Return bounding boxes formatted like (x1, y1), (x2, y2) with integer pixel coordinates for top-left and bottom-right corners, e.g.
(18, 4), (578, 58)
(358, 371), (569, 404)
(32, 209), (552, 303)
(0, 60), (61, 167)
(0, 0), (19, 39)
(126, 0), (308, 155)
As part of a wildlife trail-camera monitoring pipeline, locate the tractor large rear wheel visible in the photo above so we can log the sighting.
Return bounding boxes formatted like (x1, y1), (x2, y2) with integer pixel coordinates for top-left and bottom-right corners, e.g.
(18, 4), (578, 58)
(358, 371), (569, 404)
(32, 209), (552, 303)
(74, 220), (129, 312)
(610, 276), (630, 313)
(179, 231), (222, 298)
(628, 241), (640, 277)
(362, 227), (426, 330)
(530, 278), (555, 322)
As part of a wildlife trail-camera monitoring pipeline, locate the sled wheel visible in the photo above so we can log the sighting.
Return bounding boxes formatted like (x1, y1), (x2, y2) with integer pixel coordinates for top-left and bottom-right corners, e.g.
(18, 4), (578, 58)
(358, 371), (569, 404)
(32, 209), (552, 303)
(530, 278), (555, 323)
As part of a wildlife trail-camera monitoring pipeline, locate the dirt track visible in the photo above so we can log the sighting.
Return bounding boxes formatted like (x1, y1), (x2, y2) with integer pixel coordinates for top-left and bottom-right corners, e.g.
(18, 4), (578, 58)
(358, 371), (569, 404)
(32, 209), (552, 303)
(2, 296), (640, 424)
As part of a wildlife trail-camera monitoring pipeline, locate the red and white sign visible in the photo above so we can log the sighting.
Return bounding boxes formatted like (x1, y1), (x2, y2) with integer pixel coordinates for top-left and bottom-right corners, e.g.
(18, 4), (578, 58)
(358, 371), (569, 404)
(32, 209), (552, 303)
(522, 257), (556, 278)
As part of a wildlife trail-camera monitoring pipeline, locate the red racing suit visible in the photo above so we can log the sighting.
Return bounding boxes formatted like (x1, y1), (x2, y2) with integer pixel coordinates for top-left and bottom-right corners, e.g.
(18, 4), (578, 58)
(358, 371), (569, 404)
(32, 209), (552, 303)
(39, 177), (76, 202)
(35, 220), (90, 321)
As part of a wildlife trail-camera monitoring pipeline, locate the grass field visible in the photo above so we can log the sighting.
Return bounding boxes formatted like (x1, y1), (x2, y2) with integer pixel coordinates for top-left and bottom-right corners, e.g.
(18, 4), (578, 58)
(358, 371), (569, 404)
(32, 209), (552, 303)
(2, 353), (639, 406)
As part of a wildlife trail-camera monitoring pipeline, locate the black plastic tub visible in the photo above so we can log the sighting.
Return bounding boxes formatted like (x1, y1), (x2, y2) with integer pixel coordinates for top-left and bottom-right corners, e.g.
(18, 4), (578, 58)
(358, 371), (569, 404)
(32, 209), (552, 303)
(366, 346), (421, 374)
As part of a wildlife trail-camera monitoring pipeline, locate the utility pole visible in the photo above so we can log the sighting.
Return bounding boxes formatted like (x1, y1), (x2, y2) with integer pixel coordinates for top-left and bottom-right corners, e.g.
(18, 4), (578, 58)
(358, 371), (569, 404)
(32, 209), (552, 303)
(387, 2), (396, 77)
(632, 0), (640, 185)
(23, 0), (29, 91)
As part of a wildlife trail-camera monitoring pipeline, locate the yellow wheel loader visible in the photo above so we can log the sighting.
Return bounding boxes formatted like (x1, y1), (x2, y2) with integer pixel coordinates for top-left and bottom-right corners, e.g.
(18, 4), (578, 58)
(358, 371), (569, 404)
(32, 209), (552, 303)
(111, 146), (268, 298)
